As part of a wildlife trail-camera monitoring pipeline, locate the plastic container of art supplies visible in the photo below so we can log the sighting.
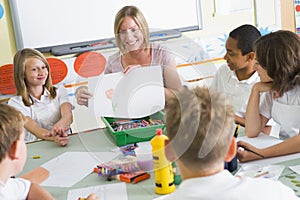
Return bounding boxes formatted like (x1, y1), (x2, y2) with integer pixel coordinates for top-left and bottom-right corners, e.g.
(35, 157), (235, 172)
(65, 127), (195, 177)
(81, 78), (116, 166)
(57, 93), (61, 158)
(150, 128), (175, 194)
(135, 142), (153, 171)
(96, 155), (139, 177)
(102, 111), (165, 146)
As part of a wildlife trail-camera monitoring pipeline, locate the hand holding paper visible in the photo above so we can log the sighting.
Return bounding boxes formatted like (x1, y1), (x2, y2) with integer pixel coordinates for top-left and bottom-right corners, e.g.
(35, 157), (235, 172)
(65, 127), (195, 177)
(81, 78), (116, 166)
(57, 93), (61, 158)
(123, 64), (141, 75)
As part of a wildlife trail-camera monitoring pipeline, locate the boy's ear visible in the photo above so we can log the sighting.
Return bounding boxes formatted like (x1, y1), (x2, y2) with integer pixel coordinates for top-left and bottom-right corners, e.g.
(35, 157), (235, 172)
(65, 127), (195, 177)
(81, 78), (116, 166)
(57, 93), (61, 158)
(247, 52), (255, 62)
(224, 137), (237, 162)
(164, 140), (176, 162)
(7, 141), (19, 160)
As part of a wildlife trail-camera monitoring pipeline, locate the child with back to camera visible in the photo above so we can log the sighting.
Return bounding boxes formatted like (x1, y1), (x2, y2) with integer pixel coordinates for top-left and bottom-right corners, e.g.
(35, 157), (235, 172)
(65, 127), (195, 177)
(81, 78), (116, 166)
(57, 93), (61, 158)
(161, 86), (299, 199)
(0, 104), (98, 200)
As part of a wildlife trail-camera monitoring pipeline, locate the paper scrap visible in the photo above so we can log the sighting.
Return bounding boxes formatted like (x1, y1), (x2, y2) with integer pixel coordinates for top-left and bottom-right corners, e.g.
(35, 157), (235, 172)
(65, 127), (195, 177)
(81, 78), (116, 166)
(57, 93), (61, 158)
(237, 133), (300, 165)
(235, 164), (285, 180)
(289, 165), (300, 176)
(67, 182), (128, 200)
(41, 151), (120, 187)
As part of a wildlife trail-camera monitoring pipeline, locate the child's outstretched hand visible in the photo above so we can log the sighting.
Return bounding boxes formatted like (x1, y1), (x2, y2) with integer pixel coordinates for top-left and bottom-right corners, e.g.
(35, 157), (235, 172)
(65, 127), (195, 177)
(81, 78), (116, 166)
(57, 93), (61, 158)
(237, 140), (264, 162)
(44, 127), (69, 146)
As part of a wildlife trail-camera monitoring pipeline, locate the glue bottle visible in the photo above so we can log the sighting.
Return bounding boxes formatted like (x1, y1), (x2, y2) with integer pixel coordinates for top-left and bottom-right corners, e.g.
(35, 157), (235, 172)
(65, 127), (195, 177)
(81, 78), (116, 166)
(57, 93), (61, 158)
(150, 128), (175, 194)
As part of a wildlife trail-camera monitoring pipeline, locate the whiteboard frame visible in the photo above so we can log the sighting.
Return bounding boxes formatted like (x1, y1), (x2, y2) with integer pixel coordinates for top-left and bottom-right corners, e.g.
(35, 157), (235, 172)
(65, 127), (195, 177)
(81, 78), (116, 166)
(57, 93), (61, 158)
(9, 0), (203, 54)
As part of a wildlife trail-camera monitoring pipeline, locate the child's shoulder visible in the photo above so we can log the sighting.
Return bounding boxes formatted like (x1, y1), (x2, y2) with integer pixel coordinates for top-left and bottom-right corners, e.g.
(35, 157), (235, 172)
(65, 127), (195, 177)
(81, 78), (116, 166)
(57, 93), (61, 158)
(7, 95), (23, 105)
(1, 178), (31, 197)
(215, 64), (232, 78)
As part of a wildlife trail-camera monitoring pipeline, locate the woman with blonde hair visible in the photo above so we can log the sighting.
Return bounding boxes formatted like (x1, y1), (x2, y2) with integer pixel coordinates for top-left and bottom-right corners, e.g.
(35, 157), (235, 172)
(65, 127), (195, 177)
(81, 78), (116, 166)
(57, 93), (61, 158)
(76, 5), (182, 106)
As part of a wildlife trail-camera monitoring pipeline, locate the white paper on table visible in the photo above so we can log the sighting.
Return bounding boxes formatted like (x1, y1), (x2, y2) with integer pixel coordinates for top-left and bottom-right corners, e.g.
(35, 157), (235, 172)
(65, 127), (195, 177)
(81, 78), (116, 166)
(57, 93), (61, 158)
(41, 151), (121, 187)
(289, 165), (300, 176)
(67, 182), (127, 200)
(153, 194), (170, 200)
(235, 164), (285, 180)
(237, 133), (282, 148)
(88, 65), (165, 118)
(237, 133), (300, 165)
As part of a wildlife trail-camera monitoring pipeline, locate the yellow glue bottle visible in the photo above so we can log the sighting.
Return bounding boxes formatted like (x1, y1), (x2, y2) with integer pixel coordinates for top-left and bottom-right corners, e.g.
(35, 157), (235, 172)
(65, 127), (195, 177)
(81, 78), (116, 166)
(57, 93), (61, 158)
(150, 128), (175, 194)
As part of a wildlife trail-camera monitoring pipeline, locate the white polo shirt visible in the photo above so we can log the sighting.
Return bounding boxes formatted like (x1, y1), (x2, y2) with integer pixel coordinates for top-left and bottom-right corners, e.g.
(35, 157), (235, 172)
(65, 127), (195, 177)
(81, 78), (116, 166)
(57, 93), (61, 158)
(8, 85), (72, 142)
(260, 85), (300, 139)
(161, 170), (299, 200)
(0, 178), (30, 200)
(210, 64), (260, 117)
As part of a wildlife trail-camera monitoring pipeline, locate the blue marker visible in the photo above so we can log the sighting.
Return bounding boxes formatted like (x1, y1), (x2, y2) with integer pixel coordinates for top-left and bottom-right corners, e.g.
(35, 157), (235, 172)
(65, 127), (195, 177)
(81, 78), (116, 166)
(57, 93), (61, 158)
(150, 33), (167, 37)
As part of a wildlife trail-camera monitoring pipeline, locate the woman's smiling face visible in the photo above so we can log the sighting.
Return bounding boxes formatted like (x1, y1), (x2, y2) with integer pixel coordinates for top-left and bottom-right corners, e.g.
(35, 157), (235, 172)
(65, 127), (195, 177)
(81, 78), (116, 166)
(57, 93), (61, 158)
(118, 16), (144, 52)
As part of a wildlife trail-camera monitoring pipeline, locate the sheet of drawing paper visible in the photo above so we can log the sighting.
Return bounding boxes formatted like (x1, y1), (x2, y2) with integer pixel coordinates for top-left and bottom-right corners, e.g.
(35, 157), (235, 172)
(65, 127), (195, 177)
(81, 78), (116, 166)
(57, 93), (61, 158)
(67, 182), (127, 200)
(153, 194), (170, 200)
(289, 165), (300, 176)
(71, 103), (106, 133)
(235, 164), (285, 180)
(41, 151), (120, 187)
(88, 65), (165, 118)
(237, 133), (282, 148)
(237, 133), (300, 165)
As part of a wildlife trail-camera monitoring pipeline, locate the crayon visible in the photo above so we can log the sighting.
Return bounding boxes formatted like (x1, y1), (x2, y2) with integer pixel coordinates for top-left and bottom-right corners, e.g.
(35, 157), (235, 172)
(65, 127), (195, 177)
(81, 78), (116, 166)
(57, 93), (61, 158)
(33, 155), (40, 159)
(234, 124), (240, 138)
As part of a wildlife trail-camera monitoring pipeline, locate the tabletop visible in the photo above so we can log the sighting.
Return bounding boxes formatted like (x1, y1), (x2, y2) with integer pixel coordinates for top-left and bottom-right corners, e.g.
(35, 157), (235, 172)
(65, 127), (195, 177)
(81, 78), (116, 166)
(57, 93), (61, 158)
(21, 127), (300, 199)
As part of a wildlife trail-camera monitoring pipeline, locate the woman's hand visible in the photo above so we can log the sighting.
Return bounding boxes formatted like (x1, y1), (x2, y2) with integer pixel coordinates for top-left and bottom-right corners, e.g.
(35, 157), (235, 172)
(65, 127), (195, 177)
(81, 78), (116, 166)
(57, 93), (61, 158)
(86, 193), (99, 200)
(123, 64), (141, 75)
(75, 86), (93, 107)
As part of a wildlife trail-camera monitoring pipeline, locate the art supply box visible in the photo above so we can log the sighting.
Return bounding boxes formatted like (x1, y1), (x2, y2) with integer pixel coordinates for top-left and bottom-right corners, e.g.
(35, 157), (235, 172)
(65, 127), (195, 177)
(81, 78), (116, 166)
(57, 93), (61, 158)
(102, 111), (165, 146)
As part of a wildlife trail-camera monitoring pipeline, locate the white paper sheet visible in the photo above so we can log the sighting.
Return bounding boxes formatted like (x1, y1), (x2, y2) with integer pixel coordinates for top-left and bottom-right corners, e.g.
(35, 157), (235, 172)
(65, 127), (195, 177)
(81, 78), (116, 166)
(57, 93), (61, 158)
(235, 164), (285, 180)
(88, 65), (165, 118)
(289, 165), (300, 176)
(237, 133), (300, 165)
(67, 182), (127, 200)
(71, 104), (106, 133)
(153, 194), (170, 200)
(237, 133), (282, 148)
(41, 151), (120, 187)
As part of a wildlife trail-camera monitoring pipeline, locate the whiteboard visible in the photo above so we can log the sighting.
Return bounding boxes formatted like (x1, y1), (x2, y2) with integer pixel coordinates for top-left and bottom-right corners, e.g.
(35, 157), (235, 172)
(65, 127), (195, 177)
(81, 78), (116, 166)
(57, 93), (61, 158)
(9, 0), (202, 52)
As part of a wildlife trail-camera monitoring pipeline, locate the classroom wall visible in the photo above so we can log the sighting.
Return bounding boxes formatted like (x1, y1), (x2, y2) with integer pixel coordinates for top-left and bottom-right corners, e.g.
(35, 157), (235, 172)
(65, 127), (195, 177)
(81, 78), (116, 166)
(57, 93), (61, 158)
(280, 0), (295, 31)
(0, 0), (15, 65)
(0, 0), (295, 66)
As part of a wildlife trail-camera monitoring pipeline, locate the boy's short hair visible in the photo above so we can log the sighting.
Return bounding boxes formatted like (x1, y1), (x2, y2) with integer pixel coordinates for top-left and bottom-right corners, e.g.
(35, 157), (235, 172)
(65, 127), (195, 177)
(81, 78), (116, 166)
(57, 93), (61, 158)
(165, 87), (234, 170)
(229, 24), (261, 55)
(0, 104), (25, 162)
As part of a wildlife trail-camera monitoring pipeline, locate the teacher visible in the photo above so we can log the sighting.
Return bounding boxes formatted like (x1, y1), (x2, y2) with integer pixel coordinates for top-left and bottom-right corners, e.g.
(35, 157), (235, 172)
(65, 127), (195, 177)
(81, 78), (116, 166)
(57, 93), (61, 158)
(76, 5), (183, 106)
